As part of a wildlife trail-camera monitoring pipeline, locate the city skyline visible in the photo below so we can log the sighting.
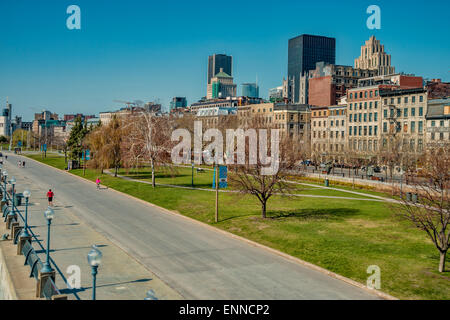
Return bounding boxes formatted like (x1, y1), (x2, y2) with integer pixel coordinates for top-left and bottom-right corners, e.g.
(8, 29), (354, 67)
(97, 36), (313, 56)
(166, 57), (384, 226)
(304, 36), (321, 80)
(0, 0), (449, 121)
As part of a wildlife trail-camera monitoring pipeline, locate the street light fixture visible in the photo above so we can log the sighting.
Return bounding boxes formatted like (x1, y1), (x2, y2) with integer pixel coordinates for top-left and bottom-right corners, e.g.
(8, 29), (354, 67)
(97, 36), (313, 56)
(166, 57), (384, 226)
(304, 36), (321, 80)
(8, 177), (16, 220)
(144, 289), (158, 300)
(87, 245), (102, 300)
(20, 190), (31, 238)
(41, 207), (55, 274)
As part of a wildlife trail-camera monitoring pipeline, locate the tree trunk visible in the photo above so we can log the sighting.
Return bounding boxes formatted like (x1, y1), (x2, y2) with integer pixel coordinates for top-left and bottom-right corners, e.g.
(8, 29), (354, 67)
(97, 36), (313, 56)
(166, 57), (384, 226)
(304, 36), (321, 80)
(261, 201), (267, 219)
(439, 251), (447, 273)
(151, 158), (155, 188)
(114, 165), (118, 177)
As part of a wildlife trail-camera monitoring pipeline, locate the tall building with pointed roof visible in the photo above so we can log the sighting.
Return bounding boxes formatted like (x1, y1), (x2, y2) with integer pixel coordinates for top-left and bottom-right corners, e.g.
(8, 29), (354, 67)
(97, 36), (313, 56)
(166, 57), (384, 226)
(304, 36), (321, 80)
(354, 36), (395, 75)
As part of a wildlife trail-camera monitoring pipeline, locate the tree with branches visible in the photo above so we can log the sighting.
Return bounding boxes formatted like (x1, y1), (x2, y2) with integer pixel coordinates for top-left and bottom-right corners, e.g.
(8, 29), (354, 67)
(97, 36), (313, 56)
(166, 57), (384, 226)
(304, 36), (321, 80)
(395, 144), (449, 272)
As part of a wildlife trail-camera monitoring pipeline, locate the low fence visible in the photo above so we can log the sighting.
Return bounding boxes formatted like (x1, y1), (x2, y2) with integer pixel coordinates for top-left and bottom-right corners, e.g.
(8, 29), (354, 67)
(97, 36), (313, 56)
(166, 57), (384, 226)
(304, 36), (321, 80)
(1, 183), (67, 300)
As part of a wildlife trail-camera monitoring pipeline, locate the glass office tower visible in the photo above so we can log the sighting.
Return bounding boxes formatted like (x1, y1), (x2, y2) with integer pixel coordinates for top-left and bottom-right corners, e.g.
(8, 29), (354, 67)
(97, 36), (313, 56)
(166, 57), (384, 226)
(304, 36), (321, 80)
(288, 34), (336, 103)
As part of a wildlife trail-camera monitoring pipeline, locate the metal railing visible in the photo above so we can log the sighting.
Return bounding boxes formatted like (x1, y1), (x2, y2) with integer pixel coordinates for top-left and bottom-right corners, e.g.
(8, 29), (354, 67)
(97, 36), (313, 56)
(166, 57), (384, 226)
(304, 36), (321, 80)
(1, 181), (67, 300)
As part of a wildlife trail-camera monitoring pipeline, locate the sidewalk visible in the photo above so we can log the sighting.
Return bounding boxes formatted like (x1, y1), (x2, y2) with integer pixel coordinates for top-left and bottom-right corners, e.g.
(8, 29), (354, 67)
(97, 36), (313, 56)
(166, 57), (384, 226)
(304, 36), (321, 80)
(3, 158), (182, 300)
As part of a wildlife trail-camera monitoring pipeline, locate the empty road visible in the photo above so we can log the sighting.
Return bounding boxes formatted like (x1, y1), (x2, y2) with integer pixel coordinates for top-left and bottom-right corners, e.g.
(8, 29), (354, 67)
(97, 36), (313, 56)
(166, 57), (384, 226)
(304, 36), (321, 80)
(7, 153), (380, 299)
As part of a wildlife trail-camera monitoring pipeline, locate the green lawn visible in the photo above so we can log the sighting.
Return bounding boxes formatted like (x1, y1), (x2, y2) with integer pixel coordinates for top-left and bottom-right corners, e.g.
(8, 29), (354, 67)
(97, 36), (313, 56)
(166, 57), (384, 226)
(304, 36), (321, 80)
(26, 154), (450, 300)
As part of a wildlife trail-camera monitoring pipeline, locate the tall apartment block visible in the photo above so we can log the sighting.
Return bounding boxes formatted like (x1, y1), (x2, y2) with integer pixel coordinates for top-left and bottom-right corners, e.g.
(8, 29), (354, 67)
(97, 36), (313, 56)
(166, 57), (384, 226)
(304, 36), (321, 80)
(288, 34), (336, 103)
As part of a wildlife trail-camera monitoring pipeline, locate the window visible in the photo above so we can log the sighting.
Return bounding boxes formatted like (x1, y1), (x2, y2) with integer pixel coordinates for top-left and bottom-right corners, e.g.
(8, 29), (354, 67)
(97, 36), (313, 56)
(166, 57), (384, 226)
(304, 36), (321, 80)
(374, 112), (378, 121)
(359, 103), (362, 110)
(383, 122), (387, 133)
(404, 97), (408, 104)
(330, 120), (334, 127)
(419, 107), (423, 116)
(349, 103), (352, 110)
(369, 126), (372, 136)
(404, 108), (408, 117)
(369, 113), (372, 122)
(359, 114), (362, 122)
(364, 126), (367, 136)
(397, 97), (401, 104)
(354, 126), (357, 135)
(374, 126), (378, 136)
(370, 91), (373, 98)
(375, 101), (378, 109)
(358, 126), (362, 136)
(419, 95), (423, 102)
(349, 126), (352, 136)
(418, 121), (423, 133)
(384, 109), (388, 118)
(397, 109), (401, 118)
(440, 120), (444, 127)
(411, 108), (415, 116)
(411, 121), (415, 133)
(350, 93), (353, 99)
(364, 91), (367, 98)
(375, 90), (378, 96)
(364, 102), (367, 109)
(341, 131), (344, 138)
(412, 96), (416, 103)
(349, 115), (352, 123)
(418, 139), (423, 151)
(354, 114), (357, 122)
(410, 139), (415, 151)
(431, 120), (436, 127)
(369, 102), (373, 109)
(440, 132), (444, 140)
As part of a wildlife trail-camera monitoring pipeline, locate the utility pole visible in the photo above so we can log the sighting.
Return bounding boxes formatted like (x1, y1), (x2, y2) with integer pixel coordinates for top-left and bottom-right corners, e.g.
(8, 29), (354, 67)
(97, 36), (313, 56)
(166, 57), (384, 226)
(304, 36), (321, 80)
(215, 164), (220, 223)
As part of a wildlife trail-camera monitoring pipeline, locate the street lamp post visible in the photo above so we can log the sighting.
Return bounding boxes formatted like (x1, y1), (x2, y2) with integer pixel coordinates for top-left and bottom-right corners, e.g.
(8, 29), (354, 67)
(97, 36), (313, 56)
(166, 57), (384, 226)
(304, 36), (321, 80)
(20, 190), (31, 237)
(9, 176), (16, 211)
(41, 207), (55, 274)
(87, 245), (102, 300)
(1, 170), (7, 204)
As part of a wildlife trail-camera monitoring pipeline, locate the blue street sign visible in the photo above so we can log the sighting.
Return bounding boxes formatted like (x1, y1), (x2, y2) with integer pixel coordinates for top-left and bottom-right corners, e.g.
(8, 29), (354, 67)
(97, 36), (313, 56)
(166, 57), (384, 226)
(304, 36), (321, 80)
(18, 141), (22, 147)
(82, 149), (91, 161)
(212, 166), (227, 189)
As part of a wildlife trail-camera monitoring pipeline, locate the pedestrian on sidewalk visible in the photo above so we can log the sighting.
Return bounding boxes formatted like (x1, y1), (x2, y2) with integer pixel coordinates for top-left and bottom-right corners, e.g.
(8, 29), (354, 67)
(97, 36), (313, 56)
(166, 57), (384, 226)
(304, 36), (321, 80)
(96, 177), (101, 190)
(47, 189), (54, 206)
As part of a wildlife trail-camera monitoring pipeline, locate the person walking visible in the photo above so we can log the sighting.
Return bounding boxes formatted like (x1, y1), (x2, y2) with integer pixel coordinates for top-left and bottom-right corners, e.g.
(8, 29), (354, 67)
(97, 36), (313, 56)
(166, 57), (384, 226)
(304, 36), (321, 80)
(96, 177), (101, 190)
(47, 189), (54, 206)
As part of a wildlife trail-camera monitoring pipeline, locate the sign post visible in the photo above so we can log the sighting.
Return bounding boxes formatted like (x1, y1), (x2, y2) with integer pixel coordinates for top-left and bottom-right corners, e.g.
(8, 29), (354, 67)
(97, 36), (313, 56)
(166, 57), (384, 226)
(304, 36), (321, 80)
(212, 165), (228, 223)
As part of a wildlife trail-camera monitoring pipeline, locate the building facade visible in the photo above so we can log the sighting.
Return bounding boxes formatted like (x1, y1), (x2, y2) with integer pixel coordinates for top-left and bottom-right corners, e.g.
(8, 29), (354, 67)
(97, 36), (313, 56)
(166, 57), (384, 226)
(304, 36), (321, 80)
(425, 98), (450, 147)
(288, 34), (336, 103)
(208, 54), (232, 86)
(354, 36), (395, 76)
(308, 62), (377, 107)
(241, 83), (259, 98)
(207, 68), (237, 99)
(170, 97), (187, 111)
(380, 88), (428, 156)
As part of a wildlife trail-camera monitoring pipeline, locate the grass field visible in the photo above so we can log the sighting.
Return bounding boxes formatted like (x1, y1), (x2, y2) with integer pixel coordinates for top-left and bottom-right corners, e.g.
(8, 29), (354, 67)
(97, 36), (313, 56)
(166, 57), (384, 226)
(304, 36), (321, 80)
(25, 154), (450, 300)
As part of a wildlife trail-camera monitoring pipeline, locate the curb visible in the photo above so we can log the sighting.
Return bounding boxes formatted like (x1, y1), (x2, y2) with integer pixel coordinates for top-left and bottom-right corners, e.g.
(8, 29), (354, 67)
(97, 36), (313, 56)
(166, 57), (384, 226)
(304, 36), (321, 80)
(24, 154), (397, 300)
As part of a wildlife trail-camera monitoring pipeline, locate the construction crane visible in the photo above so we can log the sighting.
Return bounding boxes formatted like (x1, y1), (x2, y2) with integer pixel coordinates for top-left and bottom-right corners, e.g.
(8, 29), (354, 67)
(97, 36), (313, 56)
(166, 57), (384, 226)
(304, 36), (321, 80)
(113, 100), (139, 110)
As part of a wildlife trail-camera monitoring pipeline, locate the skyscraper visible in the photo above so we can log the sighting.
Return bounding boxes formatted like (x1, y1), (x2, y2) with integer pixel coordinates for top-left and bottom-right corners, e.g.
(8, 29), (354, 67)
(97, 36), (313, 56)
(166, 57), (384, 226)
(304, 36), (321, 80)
(354, 36), (395, 76)
(208, 54), (232, 85)
(241, 83), (259, 98)
(288, 34), (336, 103)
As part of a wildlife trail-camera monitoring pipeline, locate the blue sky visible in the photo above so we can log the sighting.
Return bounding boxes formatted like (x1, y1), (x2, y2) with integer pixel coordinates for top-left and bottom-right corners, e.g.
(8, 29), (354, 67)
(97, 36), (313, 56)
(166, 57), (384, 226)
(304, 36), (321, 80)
(0, 0), (449, 120)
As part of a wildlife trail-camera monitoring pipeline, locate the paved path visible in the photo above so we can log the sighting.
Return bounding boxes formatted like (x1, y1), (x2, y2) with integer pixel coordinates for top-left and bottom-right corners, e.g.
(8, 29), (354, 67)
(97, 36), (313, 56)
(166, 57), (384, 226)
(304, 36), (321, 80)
(7, 153), (381, 299)
(106, 170), (385, 202)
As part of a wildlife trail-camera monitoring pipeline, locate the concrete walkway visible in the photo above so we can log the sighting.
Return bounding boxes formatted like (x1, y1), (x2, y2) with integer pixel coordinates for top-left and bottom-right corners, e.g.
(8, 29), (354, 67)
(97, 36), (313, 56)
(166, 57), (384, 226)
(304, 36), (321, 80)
(2, 156), (182, 300)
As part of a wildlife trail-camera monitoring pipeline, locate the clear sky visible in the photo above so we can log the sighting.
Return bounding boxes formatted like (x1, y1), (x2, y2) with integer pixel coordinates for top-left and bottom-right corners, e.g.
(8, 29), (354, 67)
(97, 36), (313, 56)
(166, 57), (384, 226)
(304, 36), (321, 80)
(0, 0), (449, 120)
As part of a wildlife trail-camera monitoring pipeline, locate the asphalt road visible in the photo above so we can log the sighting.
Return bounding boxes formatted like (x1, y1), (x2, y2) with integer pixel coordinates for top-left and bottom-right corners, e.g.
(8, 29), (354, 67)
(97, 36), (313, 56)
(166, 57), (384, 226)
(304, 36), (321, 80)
(7, 153), (380, 300)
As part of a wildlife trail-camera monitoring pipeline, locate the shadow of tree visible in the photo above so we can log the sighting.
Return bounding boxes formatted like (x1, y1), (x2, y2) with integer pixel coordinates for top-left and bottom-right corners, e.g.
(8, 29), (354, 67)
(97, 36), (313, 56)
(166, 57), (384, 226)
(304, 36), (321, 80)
(268, 208), (360, 221)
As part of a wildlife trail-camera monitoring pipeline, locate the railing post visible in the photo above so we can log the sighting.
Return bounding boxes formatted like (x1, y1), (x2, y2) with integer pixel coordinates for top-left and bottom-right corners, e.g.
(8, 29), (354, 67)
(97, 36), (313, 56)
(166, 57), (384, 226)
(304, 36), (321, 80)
(17, 235), (31, 255)
(10, 223), (22, 242)
(6, 212), (17, 229)
(37, 270), (56, 298)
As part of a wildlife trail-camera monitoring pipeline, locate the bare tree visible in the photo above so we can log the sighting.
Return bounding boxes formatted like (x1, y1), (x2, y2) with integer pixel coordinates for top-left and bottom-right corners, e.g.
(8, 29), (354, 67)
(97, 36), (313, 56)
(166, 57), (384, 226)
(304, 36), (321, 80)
(395, 144), (449, 272)
(229, 119), (300, 218)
